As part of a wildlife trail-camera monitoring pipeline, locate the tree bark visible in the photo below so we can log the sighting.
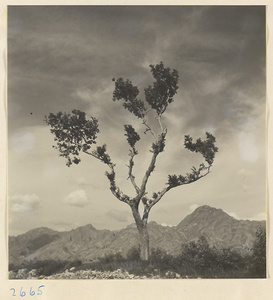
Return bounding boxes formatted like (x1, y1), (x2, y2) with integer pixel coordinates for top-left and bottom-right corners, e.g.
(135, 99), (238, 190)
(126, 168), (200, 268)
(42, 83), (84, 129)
(131, 205), (150, 261)
(138, 223), (149, 261)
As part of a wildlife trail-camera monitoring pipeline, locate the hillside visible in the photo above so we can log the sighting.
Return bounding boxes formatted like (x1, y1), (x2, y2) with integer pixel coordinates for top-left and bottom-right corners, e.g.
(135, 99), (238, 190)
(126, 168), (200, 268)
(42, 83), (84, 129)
(9, 205), (265, 266)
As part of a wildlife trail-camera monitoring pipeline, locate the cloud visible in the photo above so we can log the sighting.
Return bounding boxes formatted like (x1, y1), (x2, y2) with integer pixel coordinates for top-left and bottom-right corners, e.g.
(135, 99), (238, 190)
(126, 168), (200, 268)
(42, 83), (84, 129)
(106, 209), (130, 223)
(237, 132), (259, 162)
(161, 223), (174, 227)
(74, 87), (94, 103)
(189, 203), (200, 213)
(10, 194), (40, 213)
(237, 168), (254, 177)
(76, 177), (88, 186)
(63, 189), (89, 208)
(51, 220), (81, 232)
(249, 212), (266, 221)
(10, 131), (35, 153)
(228, 212), (241, 220)
(7, 6), (266, 235)
(228, 210), (266, 221)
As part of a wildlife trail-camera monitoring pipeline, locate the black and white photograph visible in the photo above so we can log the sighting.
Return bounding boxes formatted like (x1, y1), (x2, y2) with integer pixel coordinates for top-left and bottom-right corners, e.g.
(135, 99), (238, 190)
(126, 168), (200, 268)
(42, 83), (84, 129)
(7, 5), (267, 282)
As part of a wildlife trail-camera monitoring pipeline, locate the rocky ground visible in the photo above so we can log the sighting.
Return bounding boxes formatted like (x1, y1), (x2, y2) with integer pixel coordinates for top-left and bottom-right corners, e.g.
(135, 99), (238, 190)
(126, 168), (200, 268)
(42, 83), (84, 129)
(9, 268), (181, 280)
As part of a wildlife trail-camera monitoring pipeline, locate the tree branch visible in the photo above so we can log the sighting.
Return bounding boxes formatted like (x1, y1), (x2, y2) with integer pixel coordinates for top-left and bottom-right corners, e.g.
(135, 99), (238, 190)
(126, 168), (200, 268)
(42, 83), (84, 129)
(135, 132), (166, 204)
(145, 164), (211, 210)
(127, 149), (140, 194)
(83, 149), (132, 206)
(142, 118), (157, 140)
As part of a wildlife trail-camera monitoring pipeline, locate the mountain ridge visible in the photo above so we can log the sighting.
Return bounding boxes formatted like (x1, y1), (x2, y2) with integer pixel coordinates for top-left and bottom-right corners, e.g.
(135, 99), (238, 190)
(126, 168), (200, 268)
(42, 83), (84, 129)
(9, 205), (265, 265)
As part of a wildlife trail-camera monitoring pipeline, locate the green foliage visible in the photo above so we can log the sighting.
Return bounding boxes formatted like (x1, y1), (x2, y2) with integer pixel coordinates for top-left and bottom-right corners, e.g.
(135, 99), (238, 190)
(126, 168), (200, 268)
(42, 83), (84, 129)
(145, 62), (179, 115)
(126, 246), (141, 261)
(124, 124), (140, 150)
(151, 133), (166, 154)
(113, 62), (178, 118)
(112, 78), (146, 118)
(149, 248), (176, 273)
(152, 192), (158, 200)
(44, 109), (99, 167)
(10, 231), (266, 278)
(248, 227), (266, 278)
(92, 144), (112, 165)
(175, 236), (266, 278)
(184, 132), (218, 166)
(168, 174), (180, 187)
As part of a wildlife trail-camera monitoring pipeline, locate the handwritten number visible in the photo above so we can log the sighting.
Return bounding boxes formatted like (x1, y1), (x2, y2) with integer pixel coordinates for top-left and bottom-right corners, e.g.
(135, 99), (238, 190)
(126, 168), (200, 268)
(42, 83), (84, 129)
(10, 288), (16, 296)
(20, 287), (26, 297)
(29, 287), (35, 296)
(37, 285), (45, 296)
(10, 286), (45, 297)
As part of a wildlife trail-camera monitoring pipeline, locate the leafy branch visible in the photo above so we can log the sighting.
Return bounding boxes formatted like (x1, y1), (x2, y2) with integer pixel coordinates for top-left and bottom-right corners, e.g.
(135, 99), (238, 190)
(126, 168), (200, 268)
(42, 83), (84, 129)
(124, 124), (140, 193)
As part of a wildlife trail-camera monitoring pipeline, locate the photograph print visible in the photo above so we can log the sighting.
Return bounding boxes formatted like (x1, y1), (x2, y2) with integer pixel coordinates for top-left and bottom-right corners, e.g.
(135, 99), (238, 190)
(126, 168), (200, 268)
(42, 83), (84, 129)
(8, 5), (266, 280)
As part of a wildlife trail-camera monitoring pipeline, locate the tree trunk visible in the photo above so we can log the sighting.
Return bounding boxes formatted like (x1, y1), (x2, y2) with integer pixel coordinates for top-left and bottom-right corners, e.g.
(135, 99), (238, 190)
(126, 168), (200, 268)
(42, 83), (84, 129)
(131, 206), (150, 261)
(138, 223), (149, 261)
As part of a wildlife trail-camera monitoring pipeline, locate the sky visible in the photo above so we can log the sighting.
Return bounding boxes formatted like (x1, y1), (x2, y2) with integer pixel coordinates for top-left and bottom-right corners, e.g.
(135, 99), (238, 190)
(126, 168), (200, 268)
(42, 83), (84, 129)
(7, 5), (266, 236)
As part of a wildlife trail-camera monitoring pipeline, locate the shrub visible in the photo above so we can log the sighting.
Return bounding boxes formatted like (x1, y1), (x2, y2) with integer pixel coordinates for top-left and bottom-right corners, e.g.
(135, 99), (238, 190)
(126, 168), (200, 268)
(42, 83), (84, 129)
(246, 227), (266, 278)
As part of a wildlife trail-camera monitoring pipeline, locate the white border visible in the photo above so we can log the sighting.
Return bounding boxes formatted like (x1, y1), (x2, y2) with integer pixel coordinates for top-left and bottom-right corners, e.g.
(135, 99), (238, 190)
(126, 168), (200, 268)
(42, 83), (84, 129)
(1, 1), (272, 299)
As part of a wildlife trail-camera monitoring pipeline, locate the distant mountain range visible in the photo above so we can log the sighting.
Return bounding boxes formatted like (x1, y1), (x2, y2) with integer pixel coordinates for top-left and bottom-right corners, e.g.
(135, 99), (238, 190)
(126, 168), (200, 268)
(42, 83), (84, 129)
(9, 205), (265, 266)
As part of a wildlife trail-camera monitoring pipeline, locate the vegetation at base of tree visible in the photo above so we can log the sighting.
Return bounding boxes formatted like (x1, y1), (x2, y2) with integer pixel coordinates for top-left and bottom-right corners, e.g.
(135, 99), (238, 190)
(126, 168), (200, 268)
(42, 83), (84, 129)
(9, 229), (266, 279)
(83, 235), (265, 279)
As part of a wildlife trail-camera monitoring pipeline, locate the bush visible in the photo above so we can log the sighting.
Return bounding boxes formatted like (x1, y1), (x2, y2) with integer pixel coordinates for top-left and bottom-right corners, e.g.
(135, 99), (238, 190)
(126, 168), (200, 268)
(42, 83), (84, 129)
(247, 227), (266, 278)
(176, 236), (250, 278)
(9, 231), (266, 279)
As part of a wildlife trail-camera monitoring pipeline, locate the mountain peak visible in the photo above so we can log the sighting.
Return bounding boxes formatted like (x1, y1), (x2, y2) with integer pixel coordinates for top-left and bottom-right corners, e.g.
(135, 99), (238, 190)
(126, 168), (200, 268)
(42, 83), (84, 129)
(176, 205), (234, 232)
(194, 205), (220, 212)
(191, 205), (229, 217)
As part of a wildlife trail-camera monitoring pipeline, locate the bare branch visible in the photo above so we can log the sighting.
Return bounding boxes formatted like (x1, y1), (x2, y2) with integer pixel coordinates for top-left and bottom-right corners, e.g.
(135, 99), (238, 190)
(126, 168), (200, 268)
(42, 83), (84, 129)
(127, 150), (140, 194)
(142, 118), (157, 140)
(155, 114), (165, 132)
(135, 132), (166, 205)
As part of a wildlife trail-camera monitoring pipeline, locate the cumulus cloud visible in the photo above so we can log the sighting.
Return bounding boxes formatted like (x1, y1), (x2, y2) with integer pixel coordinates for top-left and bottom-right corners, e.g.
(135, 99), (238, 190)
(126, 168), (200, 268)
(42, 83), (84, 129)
(228, 210), (266, 221)
(10, 194), (40, 213)
(63, 189), (89, 208)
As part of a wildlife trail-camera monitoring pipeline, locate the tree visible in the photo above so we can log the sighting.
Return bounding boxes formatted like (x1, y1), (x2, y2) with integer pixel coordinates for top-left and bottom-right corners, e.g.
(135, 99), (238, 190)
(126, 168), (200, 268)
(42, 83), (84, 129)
(45, 62), (218, 261)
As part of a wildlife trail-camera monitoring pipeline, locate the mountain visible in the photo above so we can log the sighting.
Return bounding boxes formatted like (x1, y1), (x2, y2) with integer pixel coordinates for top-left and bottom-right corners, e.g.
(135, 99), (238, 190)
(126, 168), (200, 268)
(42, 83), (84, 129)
(9, 227), (60, 265)
(176, 205), (264, 251)
(9, 205), (265, 266)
